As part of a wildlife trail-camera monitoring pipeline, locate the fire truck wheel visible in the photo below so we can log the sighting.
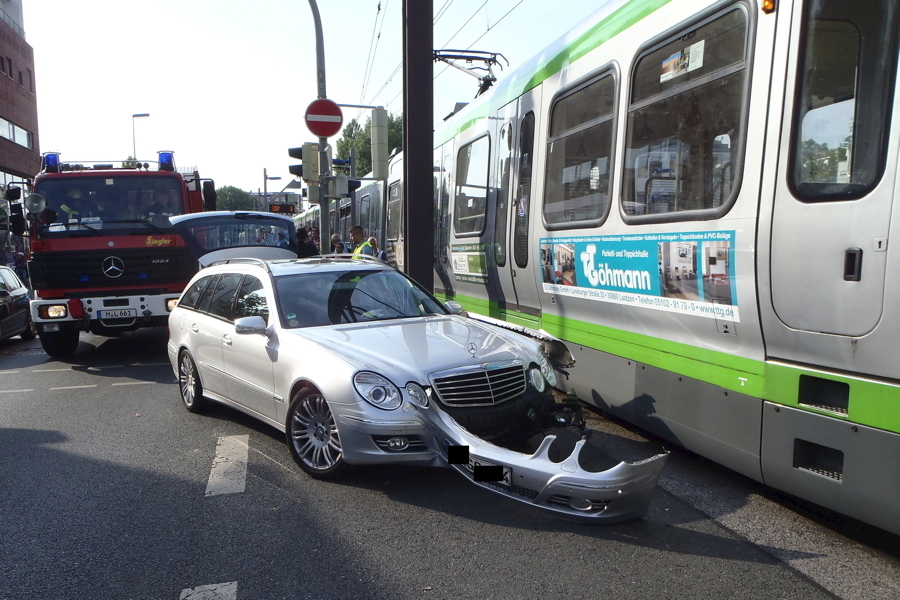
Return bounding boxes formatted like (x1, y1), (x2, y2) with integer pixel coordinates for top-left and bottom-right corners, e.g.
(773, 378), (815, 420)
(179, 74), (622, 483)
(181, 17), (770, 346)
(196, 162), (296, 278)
(39, 329), (80, 358)
(179, 351), (208, 413)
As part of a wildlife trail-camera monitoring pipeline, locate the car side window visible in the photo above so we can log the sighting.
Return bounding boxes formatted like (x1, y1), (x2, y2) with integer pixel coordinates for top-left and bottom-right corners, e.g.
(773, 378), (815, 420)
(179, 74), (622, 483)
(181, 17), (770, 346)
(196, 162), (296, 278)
(196, 275), (219, 314)
(234, 275), (269, 323)
(0, 269), (14, 292)
(207, 273), (243, 321)
(179, 275), (214, 310)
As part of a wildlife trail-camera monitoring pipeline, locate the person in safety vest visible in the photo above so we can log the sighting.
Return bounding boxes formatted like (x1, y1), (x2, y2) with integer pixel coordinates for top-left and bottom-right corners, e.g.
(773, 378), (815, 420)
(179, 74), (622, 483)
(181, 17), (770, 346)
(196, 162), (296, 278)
(349, 225), (374, 257)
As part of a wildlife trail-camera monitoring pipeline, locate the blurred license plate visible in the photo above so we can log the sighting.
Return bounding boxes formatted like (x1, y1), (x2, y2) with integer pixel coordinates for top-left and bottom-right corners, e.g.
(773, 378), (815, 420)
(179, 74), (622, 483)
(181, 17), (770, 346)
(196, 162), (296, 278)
(465, 457), (512, 487)
(98, 309), (136, 319)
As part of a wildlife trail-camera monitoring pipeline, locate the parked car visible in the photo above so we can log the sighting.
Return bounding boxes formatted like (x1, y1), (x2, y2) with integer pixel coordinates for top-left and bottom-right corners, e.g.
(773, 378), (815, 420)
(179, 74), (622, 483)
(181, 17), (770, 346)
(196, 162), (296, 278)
(0, 264), (36, 343)
(167, 212), (667, 522)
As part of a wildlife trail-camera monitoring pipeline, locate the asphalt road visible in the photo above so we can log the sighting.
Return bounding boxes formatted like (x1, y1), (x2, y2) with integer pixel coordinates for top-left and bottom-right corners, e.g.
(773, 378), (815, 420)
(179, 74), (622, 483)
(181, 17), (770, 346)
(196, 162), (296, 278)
(1, 329), (898, 600)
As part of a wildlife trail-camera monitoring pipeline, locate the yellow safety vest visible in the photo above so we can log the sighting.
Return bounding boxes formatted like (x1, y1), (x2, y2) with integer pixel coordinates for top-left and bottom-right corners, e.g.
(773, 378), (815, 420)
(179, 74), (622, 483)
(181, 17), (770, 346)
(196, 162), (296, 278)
(352, 240), (373, 256)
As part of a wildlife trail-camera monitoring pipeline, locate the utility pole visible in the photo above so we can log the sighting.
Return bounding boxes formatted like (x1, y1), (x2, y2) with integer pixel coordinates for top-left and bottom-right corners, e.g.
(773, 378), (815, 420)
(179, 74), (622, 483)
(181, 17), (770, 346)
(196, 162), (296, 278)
(403, 0), (434, 288)
(307, 0), (331, 252)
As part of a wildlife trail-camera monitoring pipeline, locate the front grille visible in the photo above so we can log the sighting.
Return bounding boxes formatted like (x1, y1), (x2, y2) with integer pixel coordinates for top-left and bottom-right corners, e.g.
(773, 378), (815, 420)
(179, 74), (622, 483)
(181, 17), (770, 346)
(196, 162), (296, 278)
(431, 362), (526, 407)
(30, 247), (197, 291)
(480, 480), (538, 499)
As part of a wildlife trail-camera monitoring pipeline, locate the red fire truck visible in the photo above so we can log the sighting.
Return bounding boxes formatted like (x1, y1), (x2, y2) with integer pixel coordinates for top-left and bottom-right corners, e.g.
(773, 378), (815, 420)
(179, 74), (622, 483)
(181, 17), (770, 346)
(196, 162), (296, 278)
(3, 151), (217, 357)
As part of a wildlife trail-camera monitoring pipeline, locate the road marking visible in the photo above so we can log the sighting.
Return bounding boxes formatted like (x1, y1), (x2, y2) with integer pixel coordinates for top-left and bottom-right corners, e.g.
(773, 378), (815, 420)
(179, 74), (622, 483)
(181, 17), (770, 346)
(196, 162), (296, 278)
(179, 581), (238, 600)
(111, 381), (156, 386)
(205, 435), (249, 497)
(0, 370), (20, 374)
(33, 368), (73, 372)
(49, 385), (98, 390)
(0, 389), (33, 394)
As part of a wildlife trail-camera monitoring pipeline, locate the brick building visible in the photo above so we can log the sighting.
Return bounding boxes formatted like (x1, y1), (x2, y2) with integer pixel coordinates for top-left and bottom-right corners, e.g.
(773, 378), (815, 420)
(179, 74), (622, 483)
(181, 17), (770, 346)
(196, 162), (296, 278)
(0, 0), (39, 188)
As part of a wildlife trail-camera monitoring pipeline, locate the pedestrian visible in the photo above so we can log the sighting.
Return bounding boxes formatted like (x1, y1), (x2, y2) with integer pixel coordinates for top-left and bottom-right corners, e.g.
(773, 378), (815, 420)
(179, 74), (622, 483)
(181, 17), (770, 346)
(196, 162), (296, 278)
(368, 237), (387, 262)
(349, 225), (374, 257)
(330, 233), (344, 254)
(295, 227), (319, 258)
(309, 227), (321, 251)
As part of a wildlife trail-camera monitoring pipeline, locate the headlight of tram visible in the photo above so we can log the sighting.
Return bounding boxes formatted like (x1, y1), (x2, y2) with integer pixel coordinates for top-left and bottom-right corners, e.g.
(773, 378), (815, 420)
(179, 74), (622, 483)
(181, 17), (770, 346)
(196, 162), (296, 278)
(354, 372), (402, 410)
(538, 354), (557, 388)
(39, 304), (68, 319)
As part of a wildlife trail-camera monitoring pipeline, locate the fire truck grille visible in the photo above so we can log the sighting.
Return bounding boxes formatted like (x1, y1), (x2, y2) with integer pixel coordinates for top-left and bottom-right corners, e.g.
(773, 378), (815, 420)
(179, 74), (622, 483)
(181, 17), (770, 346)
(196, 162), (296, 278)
(431, 362), (526, 407)
(29, 247), (197, 291)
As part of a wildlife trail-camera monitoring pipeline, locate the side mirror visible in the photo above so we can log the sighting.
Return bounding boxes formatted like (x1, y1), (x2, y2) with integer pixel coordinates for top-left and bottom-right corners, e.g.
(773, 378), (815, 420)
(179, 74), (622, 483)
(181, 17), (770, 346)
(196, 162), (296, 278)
(202, 181), (218, 212)
(5, 187), (21, 201)
(234, 315), (268, 335)
(9, 203), (25, 236)
(444, 301), (467, 316)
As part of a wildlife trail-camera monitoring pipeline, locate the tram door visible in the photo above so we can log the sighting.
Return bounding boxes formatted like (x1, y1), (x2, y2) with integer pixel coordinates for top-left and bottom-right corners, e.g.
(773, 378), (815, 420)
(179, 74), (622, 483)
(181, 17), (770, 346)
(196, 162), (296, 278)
(488, 101), (519, 311)
(504, 87), (543, 320)
(769, 3), (896, 338)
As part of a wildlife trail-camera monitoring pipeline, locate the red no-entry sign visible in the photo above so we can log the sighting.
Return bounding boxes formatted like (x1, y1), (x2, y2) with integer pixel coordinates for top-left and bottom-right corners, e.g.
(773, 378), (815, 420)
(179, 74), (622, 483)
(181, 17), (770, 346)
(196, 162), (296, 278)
(305, 98), (343, 138)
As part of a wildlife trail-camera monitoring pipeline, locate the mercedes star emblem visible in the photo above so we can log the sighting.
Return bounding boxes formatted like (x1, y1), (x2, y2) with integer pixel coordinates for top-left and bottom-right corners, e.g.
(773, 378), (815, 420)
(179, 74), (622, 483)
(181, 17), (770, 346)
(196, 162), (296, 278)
(467, 342), (478, 355)
(102, 256), (125, 278)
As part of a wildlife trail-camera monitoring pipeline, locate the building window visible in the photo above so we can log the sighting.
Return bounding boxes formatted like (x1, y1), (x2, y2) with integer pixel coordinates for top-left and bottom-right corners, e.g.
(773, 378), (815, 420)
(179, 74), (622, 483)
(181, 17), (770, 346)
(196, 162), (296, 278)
(27, 68), (33, 93)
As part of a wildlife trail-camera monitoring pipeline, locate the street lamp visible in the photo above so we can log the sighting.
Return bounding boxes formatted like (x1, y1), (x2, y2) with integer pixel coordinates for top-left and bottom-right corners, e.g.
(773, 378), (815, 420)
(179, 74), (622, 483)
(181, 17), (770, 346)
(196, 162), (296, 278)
(263, 168), (282, 209)
(132, 113), (149, 161)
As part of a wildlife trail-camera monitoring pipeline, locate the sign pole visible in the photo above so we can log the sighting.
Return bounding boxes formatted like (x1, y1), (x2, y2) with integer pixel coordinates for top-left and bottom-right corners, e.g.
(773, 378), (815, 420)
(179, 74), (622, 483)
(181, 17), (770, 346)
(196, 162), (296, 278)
(306, 0), (331, 252)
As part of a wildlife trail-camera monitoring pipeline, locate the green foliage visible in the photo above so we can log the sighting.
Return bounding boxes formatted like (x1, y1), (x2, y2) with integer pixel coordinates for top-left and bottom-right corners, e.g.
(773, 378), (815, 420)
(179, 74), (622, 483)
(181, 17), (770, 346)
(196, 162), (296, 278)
(216, 186), (255, 211)
(335, 111), (403, 177)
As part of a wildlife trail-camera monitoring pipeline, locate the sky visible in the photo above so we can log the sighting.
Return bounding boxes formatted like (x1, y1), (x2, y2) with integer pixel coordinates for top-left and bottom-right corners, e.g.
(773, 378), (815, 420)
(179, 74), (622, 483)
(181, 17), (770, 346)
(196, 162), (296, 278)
(24, 0), (603, 193)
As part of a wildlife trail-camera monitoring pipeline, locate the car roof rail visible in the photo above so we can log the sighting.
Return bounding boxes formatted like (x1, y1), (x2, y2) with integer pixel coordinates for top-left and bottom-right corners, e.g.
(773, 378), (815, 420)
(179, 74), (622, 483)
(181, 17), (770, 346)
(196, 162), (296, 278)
(207, 257), (272, 272)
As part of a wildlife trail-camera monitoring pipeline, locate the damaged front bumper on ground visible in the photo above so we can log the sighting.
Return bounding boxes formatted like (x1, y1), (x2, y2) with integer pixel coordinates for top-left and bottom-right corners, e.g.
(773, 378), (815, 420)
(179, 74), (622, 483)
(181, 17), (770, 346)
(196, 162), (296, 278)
(431, 404), (669, 523)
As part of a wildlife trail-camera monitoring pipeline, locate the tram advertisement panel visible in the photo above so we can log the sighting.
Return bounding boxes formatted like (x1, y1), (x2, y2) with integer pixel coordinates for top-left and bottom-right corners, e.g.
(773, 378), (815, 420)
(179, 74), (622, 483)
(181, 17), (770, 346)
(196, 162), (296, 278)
(451, 243), (488, 284)
(540, 231), (738, 321)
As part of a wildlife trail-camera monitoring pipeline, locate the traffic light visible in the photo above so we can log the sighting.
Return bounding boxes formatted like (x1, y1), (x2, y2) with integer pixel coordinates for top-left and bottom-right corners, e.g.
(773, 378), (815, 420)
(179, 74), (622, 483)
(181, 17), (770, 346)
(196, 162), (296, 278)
(288, 142), (332, 183)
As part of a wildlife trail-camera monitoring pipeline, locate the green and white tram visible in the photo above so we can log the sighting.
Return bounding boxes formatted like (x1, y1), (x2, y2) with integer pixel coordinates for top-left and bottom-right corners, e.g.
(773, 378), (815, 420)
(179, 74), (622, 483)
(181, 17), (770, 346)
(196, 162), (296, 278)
(424, 0), (900, 534)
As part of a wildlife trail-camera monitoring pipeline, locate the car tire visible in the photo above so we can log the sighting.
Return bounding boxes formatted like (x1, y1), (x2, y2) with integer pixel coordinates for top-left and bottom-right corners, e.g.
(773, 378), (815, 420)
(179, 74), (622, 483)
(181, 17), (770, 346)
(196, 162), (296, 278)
(286, 387), (350, 479)
(19, 314), (37, 341)
(38, 329), (80, 358)
(178, 351), (208, 413)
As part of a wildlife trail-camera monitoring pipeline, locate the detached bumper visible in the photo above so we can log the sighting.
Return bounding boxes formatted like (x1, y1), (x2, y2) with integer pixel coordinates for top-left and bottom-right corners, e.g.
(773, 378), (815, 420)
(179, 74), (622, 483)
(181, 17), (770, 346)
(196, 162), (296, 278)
(431, 405), (668, 523)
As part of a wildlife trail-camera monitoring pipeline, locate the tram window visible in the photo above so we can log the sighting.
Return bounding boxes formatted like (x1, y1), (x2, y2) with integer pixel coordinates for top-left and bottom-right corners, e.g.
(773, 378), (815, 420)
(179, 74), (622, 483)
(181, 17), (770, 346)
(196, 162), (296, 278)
(386, 183), (402, 241)
(790, 1), (898, 201)
(454, 136), (490, 235)
(515, 112), (535, 267)
(623, 6), (748, 219)
(494, 123), (512, 267)
(544, 76), (616, 227)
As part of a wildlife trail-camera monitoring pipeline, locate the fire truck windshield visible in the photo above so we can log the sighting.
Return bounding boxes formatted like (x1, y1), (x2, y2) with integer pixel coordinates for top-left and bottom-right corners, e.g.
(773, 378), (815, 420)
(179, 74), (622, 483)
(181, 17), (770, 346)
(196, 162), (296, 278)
(33, 176), (184, 235)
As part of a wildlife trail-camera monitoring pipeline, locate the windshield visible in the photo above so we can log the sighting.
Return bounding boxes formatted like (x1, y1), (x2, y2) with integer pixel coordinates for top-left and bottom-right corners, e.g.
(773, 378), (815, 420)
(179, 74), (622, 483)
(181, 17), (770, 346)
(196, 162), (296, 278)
(34, 176), (184, 234)
(275, 268), (448, 328)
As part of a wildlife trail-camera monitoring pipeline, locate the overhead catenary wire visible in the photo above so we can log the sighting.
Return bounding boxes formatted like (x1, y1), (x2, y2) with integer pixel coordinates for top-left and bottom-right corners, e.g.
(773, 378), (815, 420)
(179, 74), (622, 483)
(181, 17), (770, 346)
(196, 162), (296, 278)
(358, 0), (390, 122)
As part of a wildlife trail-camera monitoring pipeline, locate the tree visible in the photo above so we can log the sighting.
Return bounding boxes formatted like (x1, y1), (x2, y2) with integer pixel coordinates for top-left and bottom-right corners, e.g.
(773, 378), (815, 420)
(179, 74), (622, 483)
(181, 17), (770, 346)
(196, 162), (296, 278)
(216, 186), (254, 211)
(335, 111), (403, 177)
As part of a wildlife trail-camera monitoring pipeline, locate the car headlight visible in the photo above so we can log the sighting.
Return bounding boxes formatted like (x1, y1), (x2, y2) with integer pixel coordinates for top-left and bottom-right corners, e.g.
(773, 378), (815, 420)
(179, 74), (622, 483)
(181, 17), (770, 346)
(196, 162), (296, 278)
(406, 382), (429, 408)
(538, 354), (557, 388)
(354, 372), (402, 410)
(529, 367), (546, 393)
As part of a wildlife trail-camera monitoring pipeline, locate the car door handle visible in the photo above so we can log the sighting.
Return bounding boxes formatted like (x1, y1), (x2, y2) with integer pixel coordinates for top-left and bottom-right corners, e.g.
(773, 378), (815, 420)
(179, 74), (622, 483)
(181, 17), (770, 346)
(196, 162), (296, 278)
(190, 324), (199, 333)
(222, 335), (233, 346)
(844, 248), (863, 282)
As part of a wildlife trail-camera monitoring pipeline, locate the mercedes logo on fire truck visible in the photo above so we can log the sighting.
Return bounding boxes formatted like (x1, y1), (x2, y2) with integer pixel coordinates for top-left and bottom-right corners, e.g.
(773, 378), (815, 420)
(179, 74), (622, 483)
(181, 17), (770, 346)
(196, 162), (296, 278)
(102, 256), (125, 278)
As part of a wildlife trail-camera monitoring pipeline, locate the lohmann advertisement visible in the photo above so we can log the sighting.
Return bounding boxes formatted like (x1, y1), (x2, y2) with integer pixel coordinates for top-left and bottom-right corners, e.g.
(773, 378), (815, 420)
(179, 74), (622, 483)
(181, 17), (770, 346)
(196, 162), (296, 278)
(539, 230), (738, 321)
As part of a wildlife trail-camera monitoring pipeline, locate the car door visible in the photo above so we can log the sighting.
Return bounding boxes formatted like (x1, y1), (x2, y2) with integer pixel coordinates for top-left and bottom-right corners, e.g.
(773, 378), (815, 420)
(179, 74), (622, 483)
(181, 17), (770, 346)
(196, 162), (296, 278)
(221, 274), (277, 421)
(192, 273), (241, 396)
(0, 267), (29, 339)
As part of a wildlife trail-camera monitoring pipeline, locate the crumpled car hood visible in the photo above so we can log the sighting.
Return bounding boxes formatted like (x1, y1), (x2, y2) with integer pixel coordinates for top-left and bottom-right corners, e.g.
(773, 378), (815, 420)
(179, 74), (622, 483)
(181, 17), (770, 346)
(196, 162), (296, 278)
(294, 315), (538, 381)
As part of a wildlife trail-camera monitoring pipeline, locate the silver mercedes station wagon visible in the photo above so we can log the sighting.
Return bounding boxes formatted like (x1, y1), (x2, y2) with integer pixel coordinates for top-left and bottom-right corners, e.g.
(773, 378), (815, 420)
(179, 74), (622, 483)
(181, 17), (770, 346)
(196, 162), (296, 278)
(167, 213), (667, 522)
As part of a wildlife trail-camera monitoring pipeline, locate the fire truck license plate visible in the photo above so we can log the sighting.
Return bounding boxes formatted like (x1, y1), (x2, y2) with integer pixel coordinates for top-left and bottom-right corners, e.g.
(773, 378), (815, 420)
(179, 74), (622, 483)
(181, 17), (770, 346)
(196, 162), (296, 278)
(98, 309), (137, 319)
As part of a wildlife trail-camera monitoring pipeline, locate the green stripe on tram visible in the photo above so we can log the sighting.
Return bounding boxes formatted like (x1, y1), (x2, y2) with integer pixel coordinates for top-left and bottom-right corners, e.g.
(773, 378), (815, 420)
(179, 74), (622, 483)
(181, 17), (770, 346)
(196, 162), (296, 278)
(439, 293), (900, 434)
